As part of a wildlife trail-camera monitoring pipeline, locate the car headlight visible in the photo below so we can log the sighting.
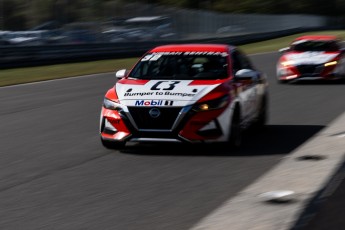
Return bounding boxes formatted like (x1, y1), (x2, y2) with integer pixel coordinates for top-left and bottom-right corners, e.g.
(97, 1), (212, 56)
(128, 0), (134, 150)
(103, 98), (122, 110)
(324, 61), (337, 67)
(281, 60), (295, 67)
(193, 95), (229, 112)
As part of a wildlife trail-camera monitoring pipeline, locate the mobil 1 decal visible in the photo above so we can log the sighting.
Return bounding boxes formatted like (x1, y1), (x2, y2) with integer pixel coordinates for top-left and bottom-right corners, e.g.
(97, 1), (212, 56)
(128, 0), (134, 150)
(135, 100), (174, 106)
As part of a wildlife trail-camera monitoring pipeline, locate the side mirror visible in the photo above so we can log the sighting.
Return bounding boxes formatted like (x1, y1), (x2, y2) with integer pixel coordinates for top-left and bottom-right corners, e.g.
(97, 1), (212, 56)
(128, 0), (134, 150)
(234, 69), (257, 81)
(115, 69), (127, 79)
(278, 47), (290, 53)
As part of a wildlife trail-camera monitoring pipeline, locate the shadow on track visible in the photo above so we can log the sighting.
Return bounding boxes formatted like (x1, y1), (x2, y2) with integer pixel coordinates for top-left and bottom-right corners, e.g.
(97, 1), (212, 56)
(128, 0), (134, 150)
(118, 125), (324, 156)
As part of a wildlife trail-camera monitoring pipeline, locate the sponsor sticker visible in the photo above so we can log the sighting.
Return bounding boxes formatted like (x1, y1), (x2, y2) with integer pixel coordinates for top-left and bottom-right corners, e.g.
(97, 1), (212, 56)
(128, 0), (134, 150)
(124, 92), (155, 97)
(124, 91), (196, 98)
(287, 52), (337, 65)
(135, 100), (174, 106)
(163, 91), (195, 97)
(141, 52), (229, 62)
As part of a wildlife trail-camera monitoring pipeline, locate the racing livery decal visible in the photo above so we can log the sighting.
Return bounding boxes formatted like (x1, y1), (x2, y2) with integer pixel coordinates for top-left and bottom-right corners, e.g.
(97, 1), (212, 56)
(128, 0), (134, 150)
(285, 52), (338, 65)
(116, 80), (222, 106)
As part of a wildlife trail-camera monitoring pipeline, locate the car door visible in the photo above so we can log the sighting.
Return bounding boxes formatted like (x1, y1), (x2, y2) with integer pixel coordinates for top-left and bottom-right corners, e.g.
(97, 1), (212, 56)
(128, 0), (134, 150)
(231, 49), (259, 121)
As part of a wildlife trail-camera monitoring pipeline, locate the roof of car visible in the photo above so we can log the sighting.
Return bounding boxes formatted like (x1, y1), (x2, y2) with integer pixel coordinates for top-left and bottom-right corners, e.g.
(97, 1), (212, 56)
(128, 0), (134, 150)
(294, 35), (339, 41)
(150, 44), (231, 53)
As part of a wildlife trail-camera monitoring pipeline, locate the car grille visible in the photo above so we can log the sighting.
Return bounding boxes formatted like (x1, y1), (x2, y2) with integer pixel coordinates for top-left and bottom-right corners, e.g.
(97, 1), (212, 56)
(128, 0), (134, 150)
(297, 65), (323, 75)
(127, 107), (182, 130)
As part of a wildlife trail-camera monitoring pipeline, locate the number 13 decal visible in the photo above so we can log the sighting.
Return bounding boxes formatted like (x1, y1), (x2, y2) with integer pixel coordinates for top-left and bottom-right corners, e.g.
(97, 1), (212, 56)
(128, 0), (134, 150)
(151, 81), (180, 91)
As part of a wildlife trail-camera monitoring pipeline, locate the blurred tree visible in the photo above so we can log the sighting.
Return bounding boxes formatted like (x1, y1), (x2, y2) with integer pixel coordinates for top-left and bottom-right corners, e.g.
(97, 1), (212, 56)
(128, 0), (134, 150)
(2, 0), (26, 30)
(309, 0), (337, 15)
(28, 0), (55, 28)
(2, 0), (345, 30)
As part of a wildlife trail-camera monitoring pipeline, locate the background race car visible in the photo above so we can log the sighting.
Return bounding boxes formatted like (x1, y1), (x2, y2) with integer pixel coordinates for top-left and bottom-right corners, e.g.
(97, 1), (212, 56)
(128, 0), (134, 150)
(276, 35), (345, 83)
(100, 44), (269, 149)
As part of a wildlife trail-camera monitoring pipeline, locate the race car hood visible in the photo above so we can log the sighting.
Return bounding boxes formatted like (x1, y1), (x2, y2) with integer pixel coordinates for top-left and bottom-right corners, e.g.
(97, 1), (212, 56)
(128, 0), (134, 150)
(115, 79), (224, 107)
(282, 51), (339, 65)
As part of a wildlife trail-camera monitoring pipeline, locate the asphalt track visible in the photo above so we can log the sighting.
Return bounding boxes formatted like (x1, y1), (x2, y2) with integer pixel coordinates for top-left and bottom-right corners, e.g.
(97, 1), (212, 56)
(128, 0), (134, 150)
(1, 52), (345, 229)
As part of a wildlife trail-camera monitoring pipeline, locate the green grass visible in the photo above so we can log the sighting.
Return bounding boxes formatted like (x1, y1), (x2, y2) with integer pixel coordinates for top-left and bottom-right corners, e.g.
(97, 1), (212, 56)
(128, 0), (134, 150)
(0, 58), (138, 87)
(1, 30), (345, 87)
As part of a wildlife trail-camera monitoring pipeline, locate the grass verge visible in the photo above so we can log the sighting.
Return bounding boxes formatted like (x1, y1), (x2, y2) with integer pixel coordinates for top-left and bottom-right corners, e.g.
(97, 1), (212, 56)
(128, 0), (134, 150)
(0, 58), (138, 87)
(1, 30), (345, 87)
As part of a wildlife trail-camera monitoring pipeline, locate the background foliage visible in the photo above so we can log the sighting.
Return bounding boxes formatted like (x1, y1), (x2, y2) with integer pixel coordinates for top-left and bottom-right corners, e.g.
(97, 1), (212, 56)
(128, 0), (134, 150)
(1, 0), (344, 30)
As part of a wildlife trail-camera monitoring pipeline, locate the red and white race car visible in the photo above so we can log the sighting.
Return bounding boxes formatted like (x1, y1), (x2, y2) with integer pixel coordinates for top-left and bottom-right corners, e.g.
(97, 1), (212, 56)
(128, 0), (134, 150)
(277, 35), (345, 83)
(100, 44), (268, 149)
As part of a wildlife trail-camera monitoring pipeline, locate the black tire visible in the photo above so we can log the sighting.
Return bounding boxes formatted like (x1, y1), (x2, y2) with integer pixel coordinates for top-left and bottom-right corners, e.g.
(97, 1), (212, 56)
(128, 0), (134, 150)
(228, 108), (242, 148)
(101, 138), (126, 150)
(255, 96), (268, 128)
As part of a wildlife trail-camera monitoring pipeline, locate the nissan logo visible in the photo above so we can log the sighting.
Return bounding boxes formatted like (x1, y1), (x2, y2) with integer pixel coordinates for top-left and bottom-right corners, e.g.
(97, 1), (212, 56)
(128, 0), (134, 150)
(149, 108), (161, 118)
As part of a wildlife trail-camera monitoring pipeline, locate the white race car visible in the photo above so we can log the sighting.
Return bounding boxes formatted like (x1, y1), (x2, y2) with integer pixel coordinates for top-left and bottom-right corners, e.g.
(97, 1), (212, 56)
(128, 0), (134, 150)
(100, 44), (268, 149)
(277, 35), (345, 83)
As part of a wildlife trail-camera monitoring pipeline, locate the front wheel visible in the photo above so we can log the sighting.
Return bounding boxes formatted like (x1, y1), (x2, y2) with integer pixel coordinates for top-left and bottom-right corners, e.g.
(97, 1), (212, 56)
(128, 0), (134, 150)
(255, 96), (268, 128)
(101, 138), (126, 150)
(228, 109), (242, 148)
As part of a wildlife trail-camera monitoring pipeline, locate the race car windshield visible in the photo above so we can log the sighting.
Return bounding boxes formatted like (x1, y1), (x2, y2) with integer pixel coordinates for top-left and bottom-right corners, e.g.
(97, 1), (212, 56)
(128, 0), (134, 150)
(292, 41), (339, 52)
(128, 52), (229, 80)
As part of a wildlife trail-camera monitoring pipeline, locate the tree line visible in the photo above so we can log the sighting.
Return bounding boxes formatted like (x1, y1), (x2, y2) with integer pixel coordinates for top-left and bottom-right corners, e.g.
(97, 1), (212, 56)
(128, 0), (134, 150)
(1, 0), (344, 30)
(158, 0), (344, 15)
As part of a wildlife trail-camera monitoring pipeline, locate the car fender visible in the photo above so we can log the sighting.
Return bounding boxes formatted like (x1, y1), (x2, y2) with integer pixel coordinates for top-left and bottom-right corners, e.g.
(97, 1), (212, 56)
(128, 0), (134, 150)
(211, 97), (240, 142)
